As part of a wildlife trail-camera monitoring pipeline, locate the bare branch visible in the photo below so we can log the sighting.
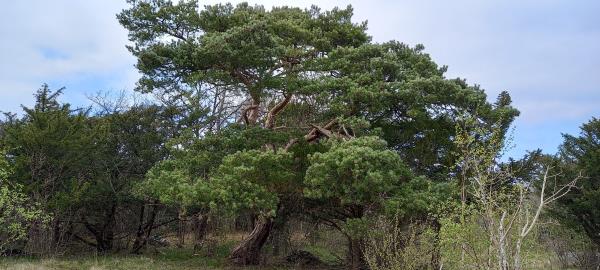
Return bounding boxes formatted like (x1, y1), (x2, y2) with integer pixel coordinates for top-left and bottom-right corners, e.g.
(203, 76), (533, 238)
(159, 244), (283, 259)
(265, 94), (292, 129)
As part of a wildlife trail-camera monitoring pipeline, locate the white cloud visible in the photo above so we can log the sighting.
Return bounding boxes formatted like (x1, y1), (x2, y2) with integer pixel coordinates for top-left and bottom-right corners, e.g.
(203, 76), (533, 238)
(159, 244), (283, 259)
(0, 0), (135, 111)
(516, 98), (598, 124)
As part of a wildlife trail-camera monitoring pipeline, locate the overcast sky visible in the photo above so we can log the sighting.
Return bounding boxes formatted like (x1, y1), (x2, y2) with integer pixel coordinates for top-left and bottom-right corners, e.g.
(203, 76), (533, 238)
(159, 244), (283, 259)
(1, 0), (598, 159)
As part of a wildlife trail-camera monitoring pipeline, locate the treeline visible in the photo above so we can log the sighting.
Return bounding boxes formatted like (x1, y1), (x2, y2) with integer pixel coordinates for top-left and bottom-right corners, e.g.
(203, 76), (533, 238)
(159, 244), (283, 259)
(0, 1), (599, 269)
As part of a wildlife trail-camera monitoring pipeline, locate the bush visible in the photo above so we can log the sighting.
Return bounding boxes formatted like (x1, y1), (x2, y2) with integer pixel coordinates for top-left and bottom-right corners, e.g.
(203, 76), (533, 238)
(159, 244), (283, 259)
(0, 183), (49, 252)
(0, 149), (49, 253)
(364, 215), (438, 270)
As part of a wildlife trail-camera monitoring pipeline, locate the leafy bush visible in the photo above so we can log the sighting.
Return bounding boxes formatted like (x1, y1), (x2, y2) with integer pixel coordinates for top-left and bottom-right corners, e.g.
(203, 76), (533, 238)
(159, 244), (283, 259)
(0, 149), (49, 251)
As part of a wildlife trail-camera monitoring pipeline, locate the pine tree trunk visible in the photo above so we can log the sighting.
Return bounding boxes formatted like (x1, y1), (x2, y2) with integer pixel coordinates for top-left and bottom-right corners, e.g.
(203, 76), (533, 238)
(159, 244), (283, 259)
(229, 215), (273, 265)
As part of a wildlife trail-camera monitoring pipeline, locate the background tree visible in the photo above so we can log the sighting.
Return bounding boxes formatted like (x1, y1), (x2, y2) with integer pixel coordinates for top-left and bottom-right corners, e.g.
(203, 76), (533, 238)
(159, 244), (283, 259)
(0, 147), (48, 253)
(1, 86), (180, 253)
(441, 116), (580, 270)
(555, 117), (600, 247)
(1, 84), (95, 253)
(71, 104), (175, 252)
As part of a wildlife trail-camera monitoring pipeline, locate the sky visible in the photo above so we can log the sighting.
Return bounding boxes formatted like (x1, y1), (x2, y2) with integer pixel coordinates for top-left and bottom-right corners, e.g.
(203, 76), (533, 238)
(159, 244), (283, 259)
(0, 0), (598, 159)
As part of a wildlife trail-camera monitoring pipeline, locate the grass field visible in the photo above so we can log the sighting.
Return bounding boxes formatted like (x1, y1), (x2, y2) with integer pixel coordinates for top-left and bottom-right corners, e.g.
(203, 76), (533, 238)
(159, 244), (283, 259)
(0, 248), (578, 270)
(0, 241), (343, 270)
(0, 248), (228, 270)
(0, 250), (293, 270)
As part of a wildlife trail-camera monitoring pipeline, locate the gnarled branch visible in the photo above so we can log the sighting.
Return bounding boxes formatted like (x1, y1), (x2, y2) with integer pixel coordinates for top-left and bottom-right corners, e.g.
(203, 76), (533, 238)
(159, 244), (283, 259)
(265, 94), (292, 129)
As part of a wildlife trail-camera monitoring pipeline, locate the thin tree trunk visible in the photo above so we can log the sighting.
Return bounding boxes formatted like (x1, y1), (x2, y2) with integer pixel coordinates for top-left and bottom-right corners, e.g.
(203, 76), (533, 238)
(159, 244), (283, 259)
(193, 213), (209, 251)
(514, 237), (523, 270)
(347, 236), (366, 270)
(177, 209), (186, 248)
(131, 202), (158, 253)
(51, 216), (61, 252)
(229, 215), (273, 265)
(84, 204), (117, 253)
(132, 204), (147, 252)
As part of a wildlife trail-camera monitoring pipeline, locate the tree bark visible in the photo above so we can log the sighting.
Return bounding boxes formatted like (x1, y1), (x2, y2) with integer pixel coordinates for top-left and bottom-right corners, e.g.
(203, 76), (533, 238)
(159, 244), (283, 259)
(177, 210), (186, 248)
(193, 213), (209, 251)
(83, 204), (116, 253)
(347, 237), (366, 270)
(131, 202), (158, 254)
(229, 215), (273, 265)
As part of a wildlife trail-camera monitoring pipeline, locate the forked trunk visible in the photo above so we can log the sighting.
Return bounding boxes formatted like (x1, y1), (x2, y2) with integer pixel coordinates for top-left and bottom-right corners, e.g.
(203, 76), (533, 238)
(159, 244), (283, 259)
(83, 204), (116, 253)
(131, 202), (158, 254)
(229, 215), (273, 265)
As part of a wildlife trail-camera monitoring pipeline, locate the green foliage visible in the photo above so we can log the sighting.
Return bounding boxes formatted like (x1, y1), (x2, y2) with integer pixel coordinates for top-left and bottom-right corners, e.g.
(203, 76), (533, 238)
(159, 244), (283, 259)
(341, 217), (371, 240)
(318, 42), (520, 178)
(557, 117), (600, 247)
(0, 148), (48, 250)
(211, 149), (296, 216)
(139, 125), (291, 209)
(303, 135), (415, 249)
(140, 160), (200, 207)
(304, 136), (411, 205)
(438, 208), (494, 269)
(0, 148), (10, 180)
(1, 86), (179, 252)
(118, 0), (368, 96)
(385, 176), (456, 221)
(0, 183), (47, 250)
(2, 84), (94, 210)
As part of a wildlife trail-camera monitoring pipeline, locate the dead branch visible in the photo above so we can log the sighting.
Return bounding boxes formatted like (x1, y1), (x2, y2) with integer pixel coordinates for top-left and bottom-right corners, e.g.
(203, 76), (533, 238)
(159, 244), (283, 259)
(305, 119), (337, 142)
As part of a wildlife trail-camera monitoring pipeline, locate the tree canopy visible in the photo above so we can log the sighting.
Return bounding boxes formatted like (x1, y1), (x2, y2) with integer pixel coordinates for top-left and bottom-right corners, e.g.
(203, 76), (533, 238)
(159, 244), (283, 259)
(556, 118), (600, 247)
(115, 1), (520, 267)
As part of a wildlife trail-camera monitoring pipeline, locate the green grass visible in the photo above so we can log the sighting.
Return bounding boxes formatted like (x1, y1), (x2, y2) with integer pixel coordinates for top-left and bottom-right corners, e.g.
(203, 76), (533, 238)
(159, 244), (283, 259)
(0, 234), (346, 270)
(0, 245), (295, 270)
(301, 245), (342, 266)
(0, 252), (222, 270)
